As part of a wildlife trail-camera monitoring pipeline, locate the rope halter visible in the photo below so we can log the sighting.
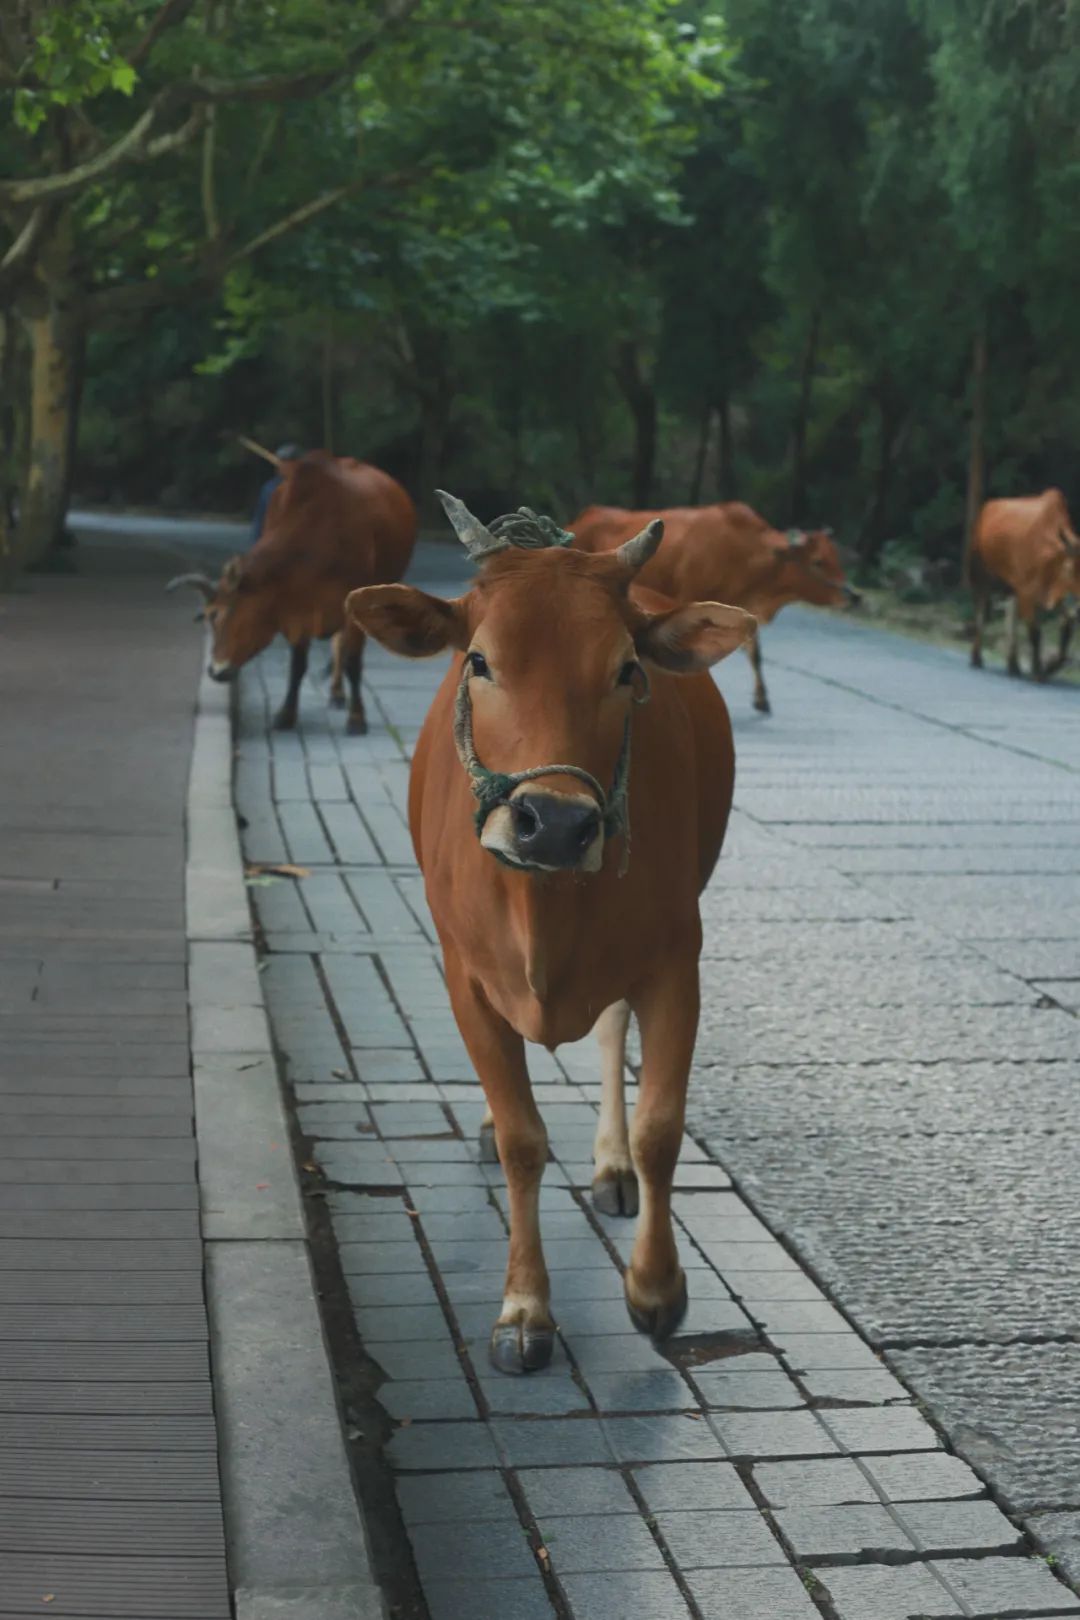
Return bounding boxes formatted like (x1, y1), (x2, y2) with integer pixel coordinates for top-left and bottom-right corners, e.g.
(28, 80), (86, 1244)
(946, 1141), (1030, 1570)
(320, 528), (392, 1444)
(451, 661), (650, 877)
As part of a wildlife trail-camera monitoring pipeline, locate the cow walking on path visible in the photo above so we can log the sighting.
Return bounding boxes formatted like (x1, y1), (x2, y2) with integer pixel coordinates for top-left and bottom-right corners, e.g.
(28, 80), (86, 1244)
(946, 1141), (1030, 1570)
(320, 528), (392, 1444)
(347, 498), (754, 1373)
(168, 451), (415, 733)
(969, 489), (1079, 681)
(572, 501), (857, 714)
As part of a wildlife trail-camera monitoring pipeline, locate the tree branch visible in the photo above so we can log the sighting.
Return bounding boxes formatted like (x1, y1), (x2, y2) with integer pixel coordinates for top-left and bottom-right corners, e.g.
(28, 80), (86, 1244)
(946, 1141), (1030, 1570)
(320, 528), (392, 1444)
(129, 0), (199, 69)
(224, 183), (359, 267)
(201, 107), (219, 241)
(0, 205), (58, 299)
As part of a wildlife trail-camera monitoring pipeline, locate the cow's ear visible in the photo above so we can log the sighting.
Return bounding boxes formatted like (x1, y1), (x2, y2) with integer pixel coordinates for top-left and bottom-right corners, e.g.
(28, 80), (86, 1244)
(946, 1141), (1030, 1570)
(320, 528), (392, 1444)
(635, 601), (756, 673)
(346, 584), (468, 658)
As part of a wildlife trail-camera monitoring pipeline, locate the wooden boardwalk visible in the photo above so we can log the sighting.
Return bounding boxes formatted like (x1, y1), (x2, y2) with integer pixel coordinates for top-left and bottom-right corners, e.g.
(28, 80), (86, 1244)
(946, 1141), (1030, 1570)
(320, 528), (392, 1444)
(0, 541), (230, 1618)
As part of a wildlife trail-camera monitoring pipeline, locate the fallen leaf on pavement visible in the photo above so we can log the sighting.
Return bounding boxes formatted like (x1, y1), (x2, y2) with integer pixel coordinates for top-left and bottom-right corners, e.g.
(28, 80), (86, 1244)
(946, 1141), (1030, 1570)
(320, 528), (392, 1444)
(245, 862), (311, 879)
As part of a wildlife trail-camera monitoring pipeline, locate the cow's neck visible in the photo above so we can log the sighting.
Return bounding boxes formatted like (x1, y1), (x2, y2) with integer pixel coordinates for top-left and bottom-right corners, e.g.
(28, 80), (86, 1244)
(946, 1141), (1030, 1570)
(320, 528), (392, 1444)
(510, 871), (587, 1006)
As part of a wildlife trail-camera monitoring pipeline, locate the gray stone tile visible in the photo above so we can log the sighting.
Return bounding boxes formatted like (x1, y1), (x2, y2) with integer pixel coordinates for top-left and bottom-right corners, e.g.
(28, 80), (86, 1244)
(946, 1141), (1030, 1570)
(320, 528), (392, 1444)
(387, 1420), (499, 1471)
(721, 1270), (828, 1302)
(565, 1337), (672, 1376)
(930, 1555), (1080, 1613)
(742, 1299), (852, 1335)
(586, 1372), (695, 1414)
(424, 1576), (556, 1620)
(860, 1451), (984, 1502)
(602, 1414), (726, 1464)
(776, 1333), (884, 1371)
(692, 1370), (805, 1410)
(482, 1377), (590, 1418)
(634, 1461), (756, 1513)
(331, 1212), (418, 1244)
(754, 1458), (877, 1508)
(518, 1466), (636, 1518)
(397, 1469), (515, 1525)
(819, 1406), (940, 1454)
(800, 1368), (909, 1405)
(775, 1503), (916, 1559)
(492, 1417), (613, 1468)
(537, 1511), (664, 1573)
(557, 1570), (690, 1620)
(895, 1498), (1023, 1555)
(379, 1379), (479, 1421)
(366, 1340), (463, 1381)
(346, 1271), (439, 1309)
(409, 1517), (537, 1583)
(653, 1508), (785, 1568)
(817, 1563), (962, 1620)
(338, 1240), (428, 1274)
(688, 1566), (820, 1620)
(354, 1303), (448, 1340)
(710, 1410), (838, 1459)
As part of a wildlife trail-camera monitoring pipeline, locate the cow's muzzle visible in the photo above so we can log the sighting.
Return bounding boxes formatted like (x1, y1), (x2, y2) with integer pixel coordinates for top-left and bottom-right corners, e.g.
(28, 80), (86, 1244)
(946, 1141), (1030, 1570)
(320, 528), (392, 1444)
(841, 584), (863, 608)
(506, 790), (603, 871)
(209, 661), (238, 683)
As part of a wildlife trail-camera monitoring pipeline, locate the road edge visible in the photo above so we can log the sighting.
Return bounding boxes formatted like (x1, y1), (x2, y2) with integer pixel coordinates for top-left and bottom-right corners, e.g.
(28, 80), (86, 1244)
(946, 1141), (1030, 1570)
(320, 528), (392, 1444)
(185, 653), (386, 1620)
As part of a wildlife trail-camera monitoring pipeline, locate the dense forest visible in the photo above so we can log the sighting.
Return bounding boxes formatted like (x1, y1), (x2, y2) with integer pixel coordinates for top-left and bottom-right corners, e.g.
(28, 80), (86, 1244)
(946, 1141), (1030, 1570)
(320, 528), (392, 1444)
(2, 0), (1078, 587)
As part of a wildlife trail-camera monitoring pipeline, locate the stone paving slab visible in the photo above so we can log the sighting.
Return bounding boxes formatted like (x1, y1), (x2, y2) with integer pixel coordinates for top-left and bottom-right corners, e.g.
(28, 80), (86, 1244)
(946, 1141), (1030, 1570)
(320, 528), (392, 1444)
(235, 544), (1080, 1620)
(0, 548), (229, 1619)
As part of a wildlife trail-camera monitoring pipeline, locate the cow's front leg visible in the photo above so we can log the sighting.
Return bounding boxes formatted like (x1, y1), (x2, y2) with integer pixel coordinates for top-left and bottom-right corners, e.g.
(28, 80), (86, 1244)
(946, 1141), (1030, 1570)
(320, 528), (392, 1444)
(625, 951), (699, 1341)
(1005, 598), (1021, 677)
(273, 638), (309, 730)
(747, 631), (771, 714)
(443, 952), (553, 1374)
(1046, 609), (1076, 678)
(592, 1000), (637, 1216)
(328, 632), (346, 707)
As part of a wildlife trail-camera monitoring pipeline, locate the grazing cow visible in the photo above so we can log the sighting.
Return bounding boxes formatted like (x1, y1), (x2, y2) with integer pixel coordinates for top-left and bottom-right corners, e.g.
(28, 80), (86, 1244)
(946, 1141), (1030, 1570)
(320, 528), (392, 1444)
(346, 497), (755, 1373)
(572, 502), (858, 714)
(168, 452), (416, 733)
(970, 490), (1079, 680)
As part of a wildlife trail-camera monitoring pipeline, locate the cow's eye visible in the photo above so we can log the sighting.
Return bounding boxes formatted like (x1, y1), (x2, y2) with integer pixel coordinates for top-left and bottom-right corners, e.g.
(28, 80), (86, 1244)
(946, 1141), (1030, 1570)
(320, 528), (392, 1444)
(467, 650), (491, 679)
(617, 659), (640, 687)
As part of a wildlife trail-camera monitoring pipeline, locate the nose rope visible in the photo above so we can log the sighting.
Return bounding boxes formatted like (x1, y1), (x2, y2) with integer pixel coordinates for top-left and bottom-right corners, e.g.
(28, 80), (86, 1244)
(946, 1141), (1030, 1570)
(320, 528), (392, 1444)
(451, 662), (650, 877)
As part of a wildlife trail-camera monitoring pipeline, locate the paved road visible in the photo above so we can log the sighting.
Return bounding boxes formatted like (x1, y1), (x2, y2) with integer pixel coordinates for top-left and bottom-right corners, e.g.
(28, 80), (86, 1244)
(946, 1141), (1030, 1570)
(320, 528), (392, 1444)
(0, 531), (229, 1618)
(230, 535), (1080, 1620)
(692, 599), (1080, 1583)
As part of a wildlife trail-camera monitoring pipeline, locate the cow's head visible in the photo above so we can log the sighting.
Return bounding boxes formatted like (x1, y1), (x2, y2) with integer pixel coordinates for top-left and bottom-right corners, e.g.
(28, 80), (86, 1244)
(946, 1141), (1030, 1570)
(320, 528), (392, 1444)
(166, 554), (278, 680)
(347, 496), (754, 875)
(782, 528), (861, 608)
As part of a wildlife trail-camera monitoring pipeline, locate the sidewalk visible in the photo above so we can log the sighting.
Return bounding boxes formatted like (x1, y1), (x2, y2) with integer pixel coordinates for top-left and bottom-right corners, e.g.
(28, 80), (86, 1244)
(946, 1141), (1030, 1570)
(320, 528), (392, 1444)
(236, 540), (1080, 1620)
(0, 542), (228, 1618)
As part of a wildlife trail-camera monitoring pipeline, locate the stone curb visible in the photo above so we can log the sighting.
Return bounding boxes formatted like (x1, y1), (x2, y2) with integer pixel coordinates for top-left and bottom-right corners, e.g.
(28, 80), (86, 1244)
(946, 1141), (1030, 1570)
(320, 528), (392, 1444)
(186, 652), (385, 1620)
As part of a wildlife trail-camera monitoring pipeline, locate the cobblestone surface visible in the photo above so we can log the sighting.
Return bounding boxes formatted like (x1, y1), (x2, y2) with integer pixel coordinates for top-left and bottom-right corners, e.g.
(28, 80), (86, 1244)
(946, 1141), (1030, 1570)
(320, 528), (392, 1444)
(236, 544), (1080, 1618)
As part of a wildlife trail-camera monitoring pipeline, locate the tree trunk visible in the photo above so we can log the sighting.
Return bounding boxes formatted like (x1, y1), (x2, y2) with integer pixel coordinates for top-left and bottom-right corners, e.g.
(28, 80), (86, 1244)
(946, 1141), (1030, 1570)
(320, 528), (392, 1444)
(962, 323), (988, 585)
(321, 316), (335, 454)
(857, 391), (907, 564)
(614, 340), (657, 507)
(688, 403), (712, 505)
(789, 309), (821, 523)
(416, 383), (452, 522)
(0, 314), (18, 564)
(717, 392), (735, 500)
(5, 291), (83, 580)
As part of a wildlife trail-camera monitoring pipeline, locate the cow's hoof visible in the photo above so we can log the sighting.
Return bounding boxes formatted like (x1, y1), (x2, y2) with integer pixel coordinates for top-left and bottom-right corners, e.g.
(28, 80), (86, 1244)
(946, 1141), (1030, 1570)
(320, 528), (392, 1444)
(626, 1271), (688, 1342)
(753, 695), (771, 715)
(1007, 662), (1021, 679)
(970, 652), (983, 669)
(490, 1321), (555, 1375)
(346, 713), (369, 736)
(272, 710), (297, 731)
(329, 689), (346, 709)
(592, 1168), (639, 1217)
(478, 1122), (499, 1163)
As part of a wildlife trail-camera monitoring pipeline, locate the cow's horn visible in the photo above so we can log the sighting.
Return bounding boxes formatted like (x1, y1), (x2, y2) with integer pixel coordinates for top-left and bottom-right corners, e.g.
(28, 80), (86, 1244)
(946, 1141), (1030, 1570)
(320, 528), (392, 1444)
(436, 490), (508, 562)
(166, 572), (215, 601)
(616, 519), (664, 572)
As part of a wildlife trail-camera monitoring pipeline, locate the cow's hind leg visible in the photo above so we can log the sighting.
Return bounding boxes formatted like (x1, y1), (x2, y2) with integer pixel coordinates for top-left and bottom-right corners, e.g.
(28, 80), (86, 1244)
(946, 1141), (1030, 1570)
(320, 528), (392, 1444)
(273, 638), (309, 730)
(343, 628), (368, 736)
(1029, 614), (1046, 682)
(970, 579), (987, 668)
(625, 952), (698, 1340)
(444, 951), (553, 1374)
(1046, 609), (1076, 678)
(328, 632), (346, 707)
(591, 1000), (637, 1216)
(1005, 598), (1021, 677)
(747, 631), (771, 713)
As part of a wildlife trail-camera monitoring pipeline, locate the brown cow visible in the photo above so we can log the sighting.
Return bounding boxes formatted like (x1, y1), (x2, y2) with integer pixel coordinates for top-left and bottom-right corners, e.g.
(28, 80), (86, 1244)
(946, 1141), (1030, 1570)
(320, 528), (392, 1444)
(168, 452), (416, 733)
(572, 502), (858, 713)
(970, 490), (1079, 680)
(346, 497), (755, 1373)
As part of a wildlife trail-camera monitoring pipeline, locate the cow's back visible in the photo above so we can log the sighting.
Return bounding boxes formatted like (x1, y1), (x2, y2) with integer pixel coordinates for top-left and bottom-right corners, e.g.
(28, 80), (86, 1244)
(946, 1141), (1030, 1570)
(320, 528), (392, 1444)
(974, 491), (1074, 610)
(328, 459), (417, 583)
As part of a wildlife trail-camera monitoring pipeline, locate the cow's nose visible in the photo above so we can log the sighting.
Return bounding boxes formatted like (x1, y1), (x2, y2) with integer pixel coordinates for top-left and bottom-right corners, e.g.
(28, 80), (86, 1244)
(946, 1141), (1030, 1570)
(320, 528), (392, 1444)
(510, 792), (601, 869)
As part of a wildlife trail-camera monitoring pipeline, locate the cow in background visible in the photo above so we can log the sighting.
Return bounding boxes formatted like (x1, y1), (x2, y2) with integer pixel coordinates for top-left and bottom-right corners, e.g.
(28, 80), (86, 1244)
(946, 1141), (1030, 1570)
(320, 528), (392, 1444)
(970, 490), (1079, 680)
(572, 501), (858, 714)
(168, 452), (416, 734)
(347, 497), (755, 1374)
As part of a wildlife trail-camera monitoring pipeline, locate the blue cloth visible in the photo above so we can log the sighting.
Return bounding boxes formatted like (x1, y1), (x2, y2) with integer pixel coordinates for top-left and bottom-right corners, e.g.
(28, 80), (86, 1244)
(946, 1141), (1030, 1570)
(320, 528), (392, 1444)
(250, 474), (282, 543)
